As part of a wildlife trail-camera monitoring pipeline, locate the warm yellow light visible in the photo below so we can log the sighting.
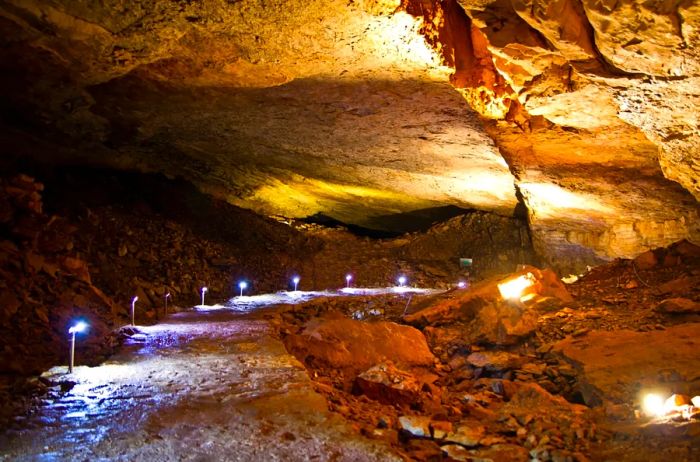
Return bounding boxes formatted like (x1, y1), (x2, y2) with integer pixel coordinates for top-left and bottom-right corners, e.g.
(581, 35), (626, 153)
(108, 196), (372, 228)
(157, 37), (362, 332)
(498, 273), (535, 300)
(642, 393), (665, 417)
(518, 182), (615, 216)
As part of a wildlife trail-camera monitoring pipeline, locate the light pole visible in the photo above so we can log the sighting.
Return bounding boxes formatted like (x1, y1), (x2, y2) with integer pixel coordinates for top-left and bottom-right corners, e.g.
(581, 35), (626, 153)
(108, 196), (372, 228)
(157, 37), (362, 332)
(345, 274), (352, 288)
(164, 292), (170, 315)
(131, 296), (138, 326)
(292, 276), (300, 292)
(238, 281), (247, 297)
(397, 275), (407, 287)
(201, 286), (208, 306)
(68, 321), (88, 373)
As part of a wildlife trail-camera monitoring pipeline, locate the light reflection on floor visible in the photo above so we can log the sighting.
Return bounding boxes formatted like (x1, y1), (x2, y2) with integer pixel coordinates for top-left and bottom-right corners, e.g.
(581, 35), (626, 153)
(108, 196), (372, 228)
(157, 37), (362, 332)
(0, 287), (436, 460)
(194, 286), (443, 312)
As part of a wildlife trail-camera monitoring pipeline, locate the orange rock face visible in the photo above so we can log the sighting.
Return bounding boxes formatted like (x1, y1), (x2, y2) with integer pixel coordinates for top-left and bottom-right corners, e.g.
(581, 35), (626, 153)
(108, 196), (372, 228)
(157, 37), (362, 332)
(283, 317), (436, 374)
(553, 324), (700, 406)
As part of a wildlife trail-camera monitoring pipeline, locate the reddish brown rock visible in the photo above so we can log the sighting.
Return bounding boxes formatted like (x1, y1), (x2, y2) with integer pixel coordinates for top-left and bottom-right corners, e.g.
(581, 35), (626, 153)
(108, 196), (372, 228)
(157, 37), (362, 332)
(634, 250), (658, 270)
(284, 317), (436, 374)
(355, 362), (425, 407)
(466, 351), (527, 372)
(444, 422), (485, 447)
(658, 276), (699, 296)
(406, 266), (571, 326)
(471, 301), (540, 346)
(674, 240), (700, 259)
(553, 324), (700, 406)
(655, 298), (700, 314)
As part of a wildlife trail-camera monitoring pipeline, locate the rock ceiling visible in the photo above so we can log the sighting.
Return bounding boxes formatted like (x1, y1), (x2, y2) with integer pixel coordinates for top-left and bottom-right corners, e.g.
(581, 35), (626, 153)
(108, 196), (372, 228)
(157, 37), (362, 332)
(0, 0), (699, 270)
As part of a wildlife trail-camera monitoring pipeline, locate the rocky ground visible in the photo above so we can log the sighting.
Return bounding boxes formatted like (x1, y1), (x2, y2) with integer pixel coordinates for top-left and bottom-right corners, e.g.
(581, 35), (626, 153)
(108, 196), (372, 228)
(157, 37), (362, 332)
(1, 168), (699, 461)
(0, 167), (534, 428)
(0, 309), (401, 461)
(274, 243), (700, 461)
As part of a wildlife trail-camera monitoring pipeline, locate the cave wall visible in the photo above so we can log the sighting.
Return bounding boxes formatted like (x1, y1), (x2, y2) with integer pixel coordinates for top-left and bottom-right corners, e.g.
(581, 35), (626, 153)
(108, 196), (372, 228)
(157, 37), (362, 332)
(405, 0), (700, 269)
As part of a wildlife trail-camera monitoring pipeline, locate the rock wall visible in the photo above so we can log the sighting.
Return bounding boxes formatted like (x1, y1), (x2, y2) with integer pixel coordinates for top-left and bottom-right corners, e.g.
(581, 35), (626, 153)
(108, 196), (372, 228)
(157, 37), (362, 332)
(0, 175), (119, 375)
(405, 0), (700, 270)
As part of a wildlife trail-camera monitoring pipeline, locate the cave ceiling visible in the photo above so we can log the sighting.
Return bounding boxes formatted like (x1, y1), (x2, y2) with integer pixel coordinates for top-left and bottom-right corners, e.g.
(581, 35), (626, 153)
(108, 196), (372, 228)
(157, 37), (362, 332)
(0, 0), (699, 269)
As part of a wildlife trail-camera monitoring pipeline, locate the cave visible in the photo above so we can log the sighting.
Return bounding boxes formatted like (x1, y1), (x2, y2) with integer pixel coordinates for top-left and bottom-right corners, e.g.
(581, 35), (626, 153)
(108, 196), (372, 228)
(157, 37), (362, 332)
(1, 0), (699, 460)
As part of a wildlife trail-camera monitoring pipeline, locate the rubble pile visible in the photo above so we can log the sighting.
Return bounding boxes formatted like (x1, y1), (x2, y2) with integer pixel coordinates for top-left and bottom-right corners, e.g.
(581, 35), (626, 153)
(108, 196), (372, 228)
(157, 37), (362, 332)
(278, 245), (700, 461)
(0, 175), (120, 376)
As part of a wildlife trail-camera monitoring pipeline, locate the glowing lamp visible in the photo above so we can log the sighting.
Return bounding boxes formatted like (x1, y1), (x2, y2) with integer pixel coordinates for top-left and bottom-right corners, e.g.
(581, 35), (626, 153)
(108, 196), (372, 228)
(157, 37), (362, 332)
(345, 274), (352, 288)
(397, 276), (407, 287)
(130, 296), (138, 326)
(68, 321), (88, 373)
(164, 292), (171, 315)
(201, 287), (208, 306)
(238, 281), (248, 297)
(642, 393), (665, 417)
(69, 321), (87, 334)
(497, 273), (535, 300)
(292, 276), (300, 291)
(457, 281), (466, 289)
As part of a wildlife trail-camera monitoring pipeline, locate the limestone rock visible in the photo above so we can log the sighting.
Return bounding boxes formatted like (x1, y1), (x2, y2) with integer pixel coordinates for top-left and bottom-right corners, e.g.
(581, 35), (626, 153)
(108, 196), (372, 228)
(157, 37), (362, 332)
(470, 301), (539, 346)
(284, 318), (436, 374)
(634, 250), (658, 270)
(398, 415), (431, 438)
(466, 351), (527, 372)
(655, 298), (700, 314)
(354, 361), (424, 406)
(553, 324), (700, 406)
(444, 422), (485, 447)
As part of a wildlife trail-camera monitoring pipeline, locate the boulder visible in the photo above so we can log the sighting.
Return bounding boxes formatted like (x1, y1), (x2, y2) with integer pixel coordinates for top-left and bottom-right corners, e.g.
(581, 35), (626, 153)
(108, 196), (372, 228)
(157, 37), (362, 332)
(634, 250), (658, 270)
(655, 298), (700, 314)
(284, 317), (436, 374)
(444, 422), (485, 447)
(673, 240), (700, 259)
(354, 361), (424, 406)
(470, 301), (539, 346)
(407, 266), (568, 347)
(466, 351), (528, 372)
(553, 324), (700, 406)
(405, 266), (571, 327)
(398, 415), (432, 438)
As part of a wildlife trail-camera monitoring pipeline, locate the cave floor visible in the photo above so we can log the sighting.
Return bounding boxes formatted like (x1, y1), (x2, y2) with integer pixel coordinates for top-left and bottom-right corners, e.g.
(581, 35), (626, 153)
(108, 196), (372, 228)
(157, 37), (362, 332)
(0, 303), (401, 461)
(1, 272), (699, 462)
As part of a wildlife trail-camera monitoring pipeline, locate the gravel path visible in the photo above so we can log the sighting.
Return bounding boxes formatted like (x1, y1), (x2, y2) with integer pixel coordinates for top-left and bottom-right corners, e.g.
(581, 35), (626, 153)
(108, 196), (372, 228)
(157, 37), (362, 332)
(0, 307), (400, 461)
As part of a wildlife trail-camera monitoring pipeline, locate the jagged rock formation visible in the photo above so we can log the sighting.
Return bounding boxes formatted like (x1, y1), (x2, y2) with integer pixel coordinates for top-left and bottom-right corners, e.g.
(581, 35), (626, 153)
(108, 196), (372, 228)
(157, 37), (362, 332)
(0, 0), (698, 271)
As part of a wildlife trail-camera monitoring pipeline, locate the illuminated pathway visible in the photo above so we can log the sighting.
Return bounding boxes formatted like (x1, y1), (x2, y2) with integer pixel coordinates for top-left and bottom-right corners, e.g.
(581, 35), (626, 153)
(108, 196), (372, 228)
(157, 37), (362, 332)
(0, 289), (437, 461)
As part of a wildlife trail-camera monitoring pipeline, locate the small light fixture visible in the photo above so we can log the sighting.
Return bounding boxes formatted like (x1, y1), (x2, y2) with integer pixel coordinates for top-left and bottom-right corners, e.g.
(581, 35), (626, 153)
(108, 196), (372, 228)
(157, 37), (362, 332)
(68, 321), (88, 373)
(397, 275), (407, 287)
(497, 273), (535, 300)
(238, 281), (248, 297)
(131, 296), (138, 326)
(292, 276), (300, 292)
(164, 292), (171, 315)
(201, 286), (208, 306)
(457, 281), (467, 289)
(345, 274), (352, 288)
(642, 393), (665, 417)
